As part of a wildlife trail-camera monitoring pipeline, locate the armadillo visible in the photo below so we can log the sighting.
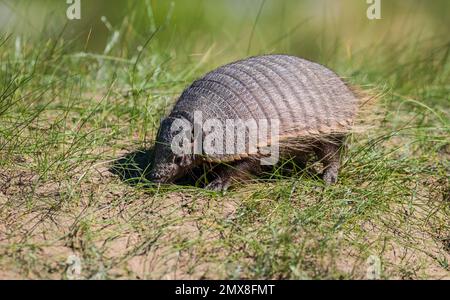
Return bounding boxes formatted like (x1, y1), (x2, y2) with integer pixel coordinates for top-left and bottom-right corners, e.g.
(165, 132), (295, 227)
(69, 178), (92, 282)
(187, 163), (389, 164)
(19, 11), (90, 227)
(149, 54), (361, 191)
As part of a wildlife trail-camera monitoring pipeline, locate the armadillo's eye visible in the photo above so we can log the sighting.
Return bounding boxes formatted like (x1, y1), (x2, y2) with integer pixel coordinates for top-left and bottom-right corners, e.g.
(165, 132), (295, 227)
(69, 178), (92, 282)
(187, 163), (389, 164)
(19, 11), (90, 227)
(174, 156), (183, 165)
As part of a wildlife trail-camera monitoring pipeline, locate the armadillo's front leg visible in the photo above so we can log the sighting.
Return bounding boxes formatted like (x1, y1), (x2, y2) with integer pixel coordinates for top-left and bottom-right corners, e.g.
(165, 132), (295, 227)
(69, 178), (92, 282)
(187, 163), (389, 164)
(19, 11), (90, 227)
(316, 138), (343, 185)
(206, 159), (261, 191)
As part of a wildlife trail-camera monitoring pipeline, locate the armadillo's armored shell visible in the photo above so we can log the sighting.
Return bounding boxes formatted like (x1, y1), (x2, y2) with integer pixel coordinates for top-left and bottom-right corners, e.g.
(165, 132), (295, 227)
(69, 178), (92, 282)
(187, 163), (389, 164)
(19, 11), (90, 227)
(170, 54), (358, 161)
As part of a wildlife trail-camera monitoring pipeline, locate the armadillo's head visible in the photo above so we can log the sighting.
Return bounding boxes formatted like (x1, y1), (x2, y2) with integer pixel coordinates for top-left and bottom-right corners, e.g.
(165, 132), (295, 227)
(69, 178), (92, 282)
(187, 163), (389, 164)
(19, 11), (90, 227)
(149, 117), (193, 184)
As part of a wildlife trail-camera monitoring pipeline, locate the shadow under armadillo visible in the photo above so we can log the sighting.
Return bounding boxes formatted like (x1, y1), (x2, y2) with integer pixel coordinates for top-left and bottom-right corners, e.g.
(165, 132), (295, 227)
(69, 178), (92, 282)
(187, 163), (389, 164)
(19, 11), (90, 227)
(109, 148), (155, 186)
(110, 148), (322, 189)
(109, 147), (215, 187)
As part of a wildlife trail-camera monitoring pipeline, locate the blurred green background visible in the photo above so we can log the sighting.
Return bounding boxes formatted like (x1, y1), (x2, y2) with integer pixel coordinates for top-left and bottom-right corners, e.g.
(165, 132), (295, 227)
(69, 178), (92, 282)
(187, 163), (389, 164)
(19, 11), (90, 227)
(1, 0), (449, 64)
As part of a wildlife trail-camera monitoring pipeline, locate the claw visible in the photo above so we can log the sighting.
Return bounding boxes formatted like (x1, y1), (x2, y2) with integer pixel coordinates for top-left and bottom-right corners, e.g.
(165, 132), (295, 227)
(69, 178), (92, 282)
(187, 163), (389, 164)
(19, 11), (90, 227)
(205, 178), (230, 192)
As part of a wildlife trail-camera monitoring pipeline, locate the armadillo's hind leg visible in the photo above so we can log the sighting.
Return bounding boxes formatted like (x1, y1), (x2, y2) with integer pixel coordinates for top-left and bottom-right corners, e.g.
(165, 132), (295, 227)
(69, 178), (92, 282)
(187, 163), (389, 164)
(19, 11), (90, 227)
(206, 159), (261, 192)
(316, 137), (344, 185)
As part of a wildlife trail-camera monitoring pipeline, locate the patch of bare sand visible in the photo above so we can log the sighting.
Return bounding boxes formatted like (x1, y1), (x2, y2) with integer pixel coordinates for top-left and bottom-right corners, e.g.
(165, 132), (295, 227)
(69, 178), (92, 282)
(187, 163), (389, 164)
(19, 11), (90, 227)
(1, 162), (240, 279)
(102, 192), (239, 279)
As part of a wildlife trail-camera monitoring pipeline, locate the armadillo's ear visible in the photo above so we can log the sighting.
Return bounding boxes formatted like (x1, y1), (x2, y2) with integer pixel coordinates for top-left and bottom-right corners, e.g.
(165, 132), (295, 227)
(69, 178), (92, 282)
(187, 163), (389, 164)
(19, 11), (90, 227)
(159, 116), (170, 127)
(156, 117), (167, 137)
